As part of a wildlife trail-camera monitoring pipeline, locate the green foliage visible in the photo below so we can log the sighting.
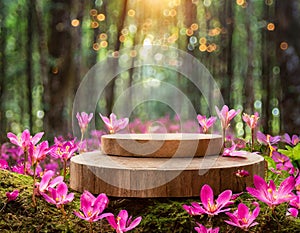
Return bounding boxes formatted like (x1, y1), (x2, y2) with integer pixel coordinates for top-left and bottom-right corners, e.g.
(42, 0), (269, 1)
(278, 143), (300, 168)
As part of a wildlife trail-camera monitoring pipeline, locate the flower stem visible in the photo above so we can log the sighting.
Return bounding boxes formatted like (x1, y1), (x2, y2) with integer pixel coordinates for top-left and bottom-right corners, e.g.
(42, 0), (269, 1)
(63, 159), (67, 180)
(89, 222), (93, 233)
(32, 163), (37, 207)
(251, 128), (254, 152)
(0, 203), (6, 212)
(24, 150), (28, 175)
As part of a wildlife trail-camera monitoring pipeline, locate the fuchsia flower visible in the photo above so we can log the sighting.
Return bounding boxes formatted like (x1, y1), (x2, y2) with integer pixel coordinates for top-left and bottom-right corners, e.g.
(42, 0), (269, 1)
(183, 184), (233, 216)
(272, 152), (295, 174)
(99, 113), (129, 134)
(106, 209), (142, 233)
(76, 112), (93, 134)
(50, 138), (78, 161)
(246, 175), (295, 209)
(41, 182), (74, 208)
(284, 133), (300, 146)
(194, 223), (219, 233)
(215, 105), (240, 130)
(242, 112), (259, 129)
(257, 131), (281, 145)
(6, 190), (19, 202)
(7, 129), (44, 151)
(28, 141), (49, 165)
(222, 143), (248, 158)
(197, 115), (217, 134)
(74, 190), (112, 222)
(234, 169), (250, 177)
(0, 159), (9, 170)
(36, 170), (63, 194)
(287, 194), (300, 217)
(225, 203), (260, 231)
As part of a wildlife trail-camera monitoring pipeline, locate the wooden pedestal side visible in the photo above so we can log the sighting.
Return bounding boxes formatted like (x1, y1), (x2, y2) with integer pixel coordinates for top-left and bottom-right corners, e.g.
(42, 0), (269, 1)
(70, 151), (265, 197)
(101, 133), (223, 157)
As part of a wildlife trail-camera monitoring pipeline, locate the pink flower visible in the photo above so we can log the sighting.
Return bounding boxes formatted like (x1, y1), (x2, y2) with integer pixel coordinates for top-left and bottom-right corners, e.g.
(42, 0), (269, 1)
(36, 170), (63, 194)
(242, 112), (259, 129)
(106, 209), (142, 233)
(41, 182), (74, 208)
(246, 175), (295, 209)
(183, 184), (233, 216)
(28, 141), (49, 165)
(6, 190), (19, 202)
(284, 133), (300, 146)
(194, 223), (219, 233)
(50, 138), (78, 161)
(234, 169), (250, 177)
(7, 129), (44, 151)
(74, 190), (112, 222)
(257, 131), (281, 146)
(99, 113), (129, 134)
(76, 112), (93, 134)
(272, 152), (295, 174)
(287, 194), (300, 217)
(0, 159), (9, 170)
(222, 143), (248, 158)
(225, 203), (260, 231)
(215, 105), (240, 130)
(197, 115), (217, 134)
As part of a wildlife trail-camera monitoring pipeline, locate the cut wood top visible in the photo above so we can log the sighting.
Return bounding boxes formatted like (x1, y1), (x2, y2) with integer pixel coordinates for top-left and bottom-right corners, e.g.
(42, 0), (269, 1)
(101, 133), (223, 158)
(71, 150), (264, 171)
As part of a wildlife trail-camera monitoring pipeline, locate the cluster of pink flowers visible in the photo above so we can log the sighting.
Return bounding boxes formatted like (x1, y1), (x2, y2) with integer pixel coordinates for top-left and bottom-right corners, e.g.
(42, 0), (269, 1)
(1, 108), (300, 232)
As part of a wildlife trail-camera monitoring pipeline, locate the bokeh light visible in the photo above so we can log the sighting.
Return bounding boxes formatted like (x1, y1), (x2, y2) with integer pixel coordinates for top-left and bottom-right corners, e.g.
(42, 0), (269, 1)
(267, 23), (275, 31)
(280, 42), (288, 50)
(71, 19), (80, 27)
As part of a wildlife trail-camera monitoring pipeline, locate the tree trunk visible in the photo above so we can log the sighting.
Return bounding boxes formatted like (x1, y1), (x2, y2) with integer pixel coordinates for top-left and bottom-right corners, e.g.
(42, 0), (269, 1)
(276, 0), (300, 134)
(44, 0), (84, 138)
(0, 1), (7, 142)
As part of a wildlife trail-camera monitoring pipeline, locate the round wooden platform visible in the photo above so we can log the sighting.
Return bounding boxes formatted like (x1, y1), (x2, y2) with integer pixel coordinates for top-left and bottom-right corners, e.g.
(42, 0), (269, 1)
(101, 133), (223, 157)
(70, 151), (265, 197)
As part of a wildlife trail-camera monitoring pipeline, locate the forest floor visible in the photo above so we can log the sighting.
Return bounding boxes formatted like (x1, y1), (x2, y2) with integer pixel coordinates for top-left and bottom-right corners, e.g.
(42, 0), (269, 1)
(1, 169), (300, 233)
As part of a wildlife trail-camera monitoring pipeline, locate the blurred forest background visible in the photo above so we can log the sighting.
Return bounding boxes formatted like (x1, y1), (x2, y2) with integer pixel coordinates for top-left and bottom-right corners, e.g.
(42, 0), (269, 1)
(0, 0), (300, 141)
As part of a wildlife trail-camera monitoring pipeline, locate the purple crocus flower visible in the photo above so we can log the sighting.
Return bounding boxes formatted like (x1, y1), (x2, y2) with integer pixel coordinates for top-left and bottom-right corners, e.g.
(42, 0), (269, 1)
(41, 182), (74, 208)
(183, 184), (233, 216)
(284, 133), (300, 146)
(257, 131), (281, 146)
(242, 112), (259, 129)
(106, 209), (142, 233)
(28, 141), (49, 165)
(225, 203), (260, 231)
(7, 129), (44, 151)
(99, 113), (129, 134)
(234, 169), (250, 177)
(74, 191), (112, 222)
(197, 115), (217, 134)
(222, 143), (248, 158)
(0, 159), (9, 170)
(246, 175), (295, 209)
(6, 190), (19, 202)
(76, 112), (93, 134)
(36, 170), (63, 194)
(272, 152), (295, 174)
(194, 223), (219, 233)
(50, 138), (78, 161)
(215, 105), (240, 130)
(287, 194), (300, 217)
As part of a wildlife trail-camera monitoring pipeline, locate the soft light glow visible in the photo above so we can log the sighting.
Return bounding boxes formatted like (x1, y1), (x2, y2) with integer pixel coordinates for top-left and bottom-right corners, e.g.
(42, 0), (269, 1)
(100, 41), (108, 48)
(199, 44), (207, 52)
(97, 14), (105, 21)
(267, 23), (275, 31)
(90, 21), (99, 28)
(128, 9), (135, 17)
(90, 9), (97, 16)
(191, 23), (199, 31)
(236, 0), (245, 6)
(71, 19), (80, 27)
(93, 43), (100, 51)
(280, 42), (288, 50)
(99, 33), (107, 40)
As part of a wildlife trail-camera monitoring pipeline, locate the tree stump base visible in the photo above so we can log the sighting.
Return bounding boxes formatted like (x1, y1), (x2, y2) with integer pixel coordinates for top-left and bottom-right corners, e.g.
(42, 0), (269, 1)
(70, 151), (265, 197)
